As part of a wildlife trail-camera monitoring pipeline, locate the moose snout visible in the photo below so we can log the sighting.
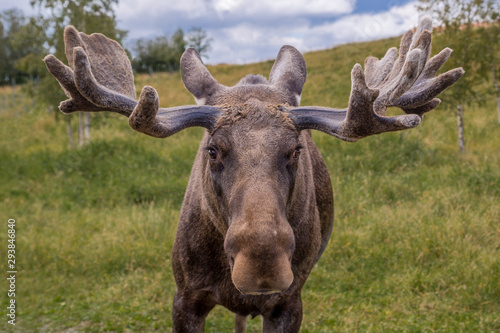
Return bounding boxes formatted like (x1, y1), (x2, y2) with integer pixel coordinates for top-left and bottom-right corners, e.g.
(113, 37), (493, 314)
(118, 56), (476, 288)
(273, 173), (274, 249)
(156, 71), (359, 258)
(225, 221), (295, 295)
(231, 251), (294, 295)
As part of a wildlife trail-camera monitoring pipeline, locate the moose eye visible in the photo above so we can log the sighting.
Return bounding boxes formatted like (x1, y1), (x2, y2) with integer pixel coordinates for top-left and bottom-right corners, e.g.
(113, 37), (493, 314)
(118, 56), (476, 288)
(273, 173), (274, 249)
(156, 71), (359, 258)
(292, 148), (301, 160)
(207, 148), (218, 160)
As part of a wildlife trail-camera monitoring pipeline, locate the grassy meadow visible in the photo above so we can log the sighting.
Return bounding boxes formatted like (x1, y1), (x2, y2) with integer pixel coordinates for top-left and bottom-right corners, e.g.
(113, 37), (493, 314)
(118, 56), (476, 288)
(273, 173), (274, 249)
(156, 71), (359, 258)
(0, 36), (499, 332)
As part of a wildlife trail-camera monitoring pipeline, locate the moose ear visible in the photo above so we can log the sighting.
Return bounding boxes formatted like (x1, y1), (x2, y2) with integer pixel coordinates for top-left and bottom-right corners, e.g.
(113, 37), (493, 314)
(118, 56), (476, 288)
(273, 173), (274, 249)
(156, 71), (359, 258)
(181, 48), (224, 104)
(269, 45), (307, 105)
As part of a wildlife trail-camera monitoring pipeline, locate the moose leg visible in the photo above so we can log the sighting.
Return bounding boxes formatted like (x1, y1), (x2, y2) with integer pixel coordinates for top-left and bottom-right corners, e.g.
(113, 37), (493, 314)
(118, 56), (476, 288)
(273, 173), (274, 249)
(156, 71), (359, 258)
(262, 293), (303, 333)
(172, 290), (216, 333)
(235, 313), (247, 333)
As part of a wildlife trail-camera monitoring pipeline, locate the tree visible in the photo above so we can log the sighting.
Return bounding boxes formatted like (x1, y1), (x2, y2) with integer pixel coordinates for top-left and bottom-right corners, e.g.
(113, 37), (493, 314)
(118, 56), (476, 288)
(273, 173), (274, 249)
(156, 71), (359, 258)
(30, 0), (127, 148)
(418, 0), (499, 152)
(0, 9), (35, 86)
(172, 28), (187, 59)
(131, 27), (211, 74)
(186, 27), (212, 60)
(11, 17), (50, 81)
(31, 0), (126, 45)
(132, 35), (182, 73)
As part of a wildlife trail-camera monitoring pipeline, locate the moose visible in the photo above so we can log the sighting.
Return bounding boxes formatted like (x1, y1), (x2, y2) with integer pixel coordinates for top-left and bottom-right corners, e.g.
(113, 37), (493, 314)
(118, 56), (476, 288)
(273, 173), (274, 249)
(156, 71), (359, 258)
(44, 17), (463, 332)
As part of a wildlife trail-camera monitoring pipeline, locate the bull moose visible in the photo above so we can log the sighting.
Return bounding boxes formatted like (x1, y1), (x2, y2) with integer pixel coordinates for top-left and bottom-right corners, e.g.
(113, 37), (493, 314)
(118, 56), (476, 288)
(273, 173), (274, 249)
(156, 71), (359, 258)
(44, 17), (463, 332)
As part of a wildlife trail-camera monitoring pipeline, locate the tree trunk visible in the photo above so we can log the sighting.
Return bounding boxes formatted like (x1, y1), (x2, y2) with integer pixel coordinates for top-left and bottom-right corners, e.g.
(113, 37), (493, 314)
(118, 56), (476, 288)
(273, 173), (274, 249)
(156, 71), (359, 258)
(457, 104), (465, 153)
(492, 65), (500, 124)
(11, 78), (16, 106)
(67, 116), (74, 149)
(84, 112), (91, 144)
(78, 112), (84, 148)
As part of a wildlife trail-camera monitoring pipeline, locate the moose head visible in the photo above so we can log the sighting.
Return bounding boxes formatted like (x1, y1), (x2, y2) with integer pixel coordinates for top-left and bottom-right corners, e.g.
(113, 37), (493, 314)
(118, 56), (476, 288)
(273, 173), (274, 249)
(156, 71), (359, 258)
(44, 17), (463, 332)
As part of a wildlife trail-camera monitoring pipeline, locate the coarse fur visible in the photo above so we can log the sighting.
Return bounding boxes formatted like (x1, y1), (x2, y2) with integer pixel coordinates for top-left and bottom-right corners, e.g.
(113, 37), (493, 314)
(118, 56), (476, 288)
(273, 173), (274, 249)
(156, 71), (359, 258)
(213, 104), (297, 134)
(43, 17), (464, 332)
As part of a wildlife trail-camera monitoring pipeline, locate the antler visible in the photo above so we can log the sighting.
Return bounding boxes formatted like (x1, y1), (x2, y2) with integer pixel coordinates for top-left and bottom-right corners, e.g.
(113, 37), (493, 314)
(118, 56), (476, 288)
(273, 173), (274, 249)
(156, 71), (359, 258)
(44, 26), (221, 138)
(289, 17), (464, 142)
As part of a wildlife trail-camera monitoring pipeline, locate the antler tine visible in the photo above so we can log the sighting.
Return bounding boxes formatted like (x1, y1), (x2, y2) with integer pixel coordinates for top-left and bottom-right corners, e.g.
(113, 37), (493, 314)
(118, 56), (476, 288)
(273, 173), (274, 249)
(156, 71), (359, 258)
(364, 47), (398, 88)
(72, 46), (137, 115)
(409, 16), (433, 51)
(394, 51), (464, 116)
(44, 54), (106, 113)
(44, 26), (138, 116)
(383, 29), (414, 85)
(289, 16), (464, 142)
(373, 47), (422, 115)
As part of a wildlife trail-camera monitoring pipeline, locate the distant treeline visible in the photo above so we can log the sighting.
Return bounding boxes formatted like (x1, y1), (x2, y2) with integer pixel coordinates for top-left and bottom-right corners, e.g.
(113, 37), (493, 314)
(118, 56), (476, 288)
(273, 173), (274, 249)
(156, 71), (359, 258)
(0, 9), (44, 86)
(0, 0), (213, 150)
(0, 5), (212, 86)
(132, 27), (212, 74)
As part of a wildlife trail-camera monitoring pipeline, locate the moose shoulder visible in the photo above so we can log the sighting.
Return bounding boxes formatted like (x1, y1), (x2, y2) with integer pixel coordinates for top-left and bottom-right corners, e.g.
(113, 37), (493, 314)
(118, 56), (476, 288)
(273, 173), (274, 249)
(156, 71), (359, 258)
(44, 17), (463, 332)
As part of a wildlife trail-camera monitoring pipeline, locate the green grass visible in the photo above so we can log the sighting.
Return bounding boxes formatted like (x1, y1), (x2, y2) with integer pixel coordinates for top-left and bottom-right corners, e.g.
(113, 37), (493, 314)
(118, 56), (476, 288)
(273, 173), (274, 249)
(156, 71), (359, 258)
(1, 36), (499, 332)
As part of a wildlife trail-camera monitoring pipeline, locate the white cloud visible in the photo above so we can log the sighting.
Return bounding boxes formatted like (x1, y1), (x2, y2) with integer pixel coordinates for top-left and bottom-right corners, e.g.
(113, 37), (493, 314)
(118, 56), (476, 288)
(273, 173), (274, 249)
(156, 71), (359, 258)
(115, 0), (207, 39)
(116, 0), (355, 40)
(301, 1), (420, 51)
(215, 0), (355, 17)
(205, 1), (420, 64)
(207, 21), (315, 65)
(117, 0), (209, 19)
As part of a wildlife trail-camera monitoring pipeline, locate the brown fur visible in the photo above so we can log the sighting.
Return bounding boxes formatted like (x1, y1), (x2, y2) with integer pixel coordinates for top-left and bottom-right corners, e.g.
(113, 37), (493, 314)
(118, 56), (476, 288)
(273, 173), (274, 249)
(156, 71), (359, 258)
(213, 104), (297, 134)
(172, 104), (331, 331)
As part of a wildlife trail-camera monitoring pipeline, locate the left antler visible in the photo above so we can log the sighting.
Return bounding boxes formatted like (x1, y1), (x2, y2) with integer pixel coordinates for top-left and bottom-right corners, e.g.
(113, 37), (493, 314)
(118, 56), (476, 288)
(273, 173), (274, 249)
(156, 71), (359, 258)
(44, 26), (221, 138)
(289, 17), (464, 142)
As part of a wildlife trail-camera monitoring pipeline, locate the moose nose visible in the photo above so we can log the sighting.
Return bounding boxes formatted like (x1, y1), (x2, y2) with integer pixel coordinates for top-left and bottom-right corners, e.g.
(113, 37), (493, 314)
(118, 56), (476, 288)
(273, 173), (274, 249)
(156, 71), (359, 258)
(231, 251), (294, 295)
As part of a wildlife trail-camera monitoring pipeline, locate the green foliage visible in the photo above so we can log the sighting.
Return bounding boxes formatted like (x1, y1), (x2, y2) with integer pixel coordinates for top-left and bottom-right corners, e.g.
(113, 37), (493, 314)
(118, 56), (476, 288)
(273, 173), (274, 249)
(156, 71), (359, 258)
(0, 36), (499, 332)
(186, 27), (213, 60)
(31, 0), (126, 47)
(132, 29), (186, 73)
(132, 28), (212, 73)
(0, 9), (40, 85)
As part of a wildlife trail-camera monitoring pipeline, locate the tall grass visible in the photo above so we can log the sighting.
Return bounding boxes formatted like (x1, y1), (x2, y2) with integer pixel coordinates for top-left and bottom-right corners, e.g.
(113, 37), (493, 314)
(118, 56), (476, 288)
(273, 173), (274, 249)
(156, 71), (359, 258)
(0, 37), (499, 332)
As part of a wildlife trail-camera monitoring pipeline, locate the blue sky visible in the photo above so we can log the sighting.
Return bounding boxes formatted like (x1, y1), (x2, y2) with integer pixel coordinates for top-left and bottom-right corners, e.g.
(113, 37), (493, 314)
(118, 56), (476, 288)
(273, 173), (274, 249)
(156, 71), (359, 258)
(0, 0), (423, 64)
(354, 0), (415, 13)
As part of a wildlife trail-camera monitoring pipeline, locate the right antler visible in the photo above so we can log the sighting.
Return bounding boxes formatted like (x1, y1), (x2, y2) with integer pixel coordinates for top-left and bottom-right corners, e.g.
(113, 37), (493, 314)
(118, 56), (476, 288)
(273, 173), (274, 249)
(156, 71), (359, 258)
(44, 26), (221, 138)
(289, 17), (464, 142)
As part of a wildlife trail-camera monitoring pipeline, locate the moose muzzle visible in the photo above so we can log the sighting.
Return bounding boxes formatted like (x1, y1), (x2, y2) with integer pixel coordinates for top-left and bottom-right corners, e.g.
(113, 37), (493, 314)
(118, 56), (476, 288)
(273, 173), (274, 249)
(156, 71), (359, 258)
(231, 249), (294, 295)
(225, 217), (295, 295)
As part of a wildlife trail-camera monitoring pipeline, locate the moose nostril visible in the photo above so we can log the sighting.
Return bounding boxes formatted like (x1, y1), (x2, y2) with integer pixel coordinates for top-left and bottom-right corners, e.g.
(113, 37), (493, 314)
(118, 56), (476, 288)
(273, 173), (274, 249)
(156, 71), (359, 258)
(229, 256), (234, 267)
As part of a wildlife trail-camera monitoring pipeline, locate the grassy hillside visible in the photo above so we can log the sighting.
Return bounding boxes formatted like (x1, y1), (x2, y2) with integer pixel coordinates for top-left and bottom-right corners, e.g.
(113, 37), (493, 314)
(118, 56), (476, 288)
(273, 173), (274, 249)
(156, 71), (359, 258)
(0, 36), (499, 332)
